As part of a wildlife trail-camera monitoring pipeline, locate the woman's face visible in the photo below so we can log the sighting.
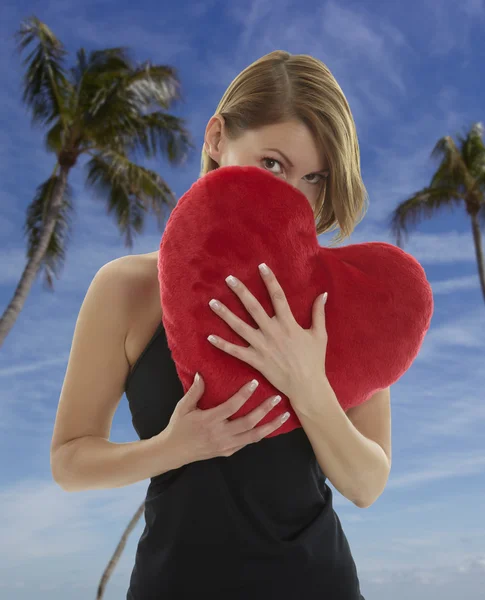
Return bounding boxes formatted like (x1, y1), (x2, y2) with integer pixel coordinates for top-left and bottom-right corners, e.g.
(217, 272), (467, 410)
(203, 116), (329, 211)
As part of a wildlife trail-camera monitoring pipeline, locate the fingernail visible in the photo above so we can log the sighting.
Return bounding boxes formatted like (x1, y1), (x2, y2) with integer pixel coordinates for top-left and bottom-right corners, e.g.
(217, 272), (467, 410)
(248, 379), (259, 391)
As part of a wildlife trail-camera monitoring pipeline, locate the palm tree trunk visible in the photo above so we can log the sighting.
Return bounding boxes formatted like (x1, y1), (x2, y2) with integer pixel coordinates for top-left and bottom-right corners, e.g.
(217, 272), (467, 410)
(470, 211), (485, 305)
(0, 166), (70, 347)
(96, 500), (145, 599)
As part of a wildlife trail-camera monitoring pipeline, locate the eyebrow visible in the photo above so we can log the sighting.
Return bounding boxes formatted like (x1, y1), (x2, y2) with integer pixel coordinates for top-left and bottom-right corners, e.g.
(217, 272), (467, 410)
(262, 147), (328, 174)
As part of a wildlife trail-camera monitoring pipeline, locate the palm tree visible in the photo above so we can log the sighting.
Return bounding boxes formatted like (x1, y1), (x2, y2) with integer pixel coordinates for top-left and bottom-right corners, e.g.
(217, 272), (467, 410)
(388, 122), (485, 304)
(0, 16), (195, 346)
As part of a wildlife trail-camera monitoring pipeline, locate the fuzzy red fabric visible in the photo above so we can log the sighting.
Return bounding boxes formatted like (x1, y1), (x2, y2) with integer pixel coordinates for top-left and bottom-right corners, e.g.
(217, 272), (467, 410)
(158, 165), (434, 438)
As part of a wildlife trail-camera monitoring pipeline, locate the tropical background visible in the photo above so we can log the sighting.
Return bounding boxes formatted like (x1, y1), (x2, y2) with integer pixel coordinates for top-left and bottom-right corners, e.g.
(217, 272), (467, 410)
(1, 1), (484, 599)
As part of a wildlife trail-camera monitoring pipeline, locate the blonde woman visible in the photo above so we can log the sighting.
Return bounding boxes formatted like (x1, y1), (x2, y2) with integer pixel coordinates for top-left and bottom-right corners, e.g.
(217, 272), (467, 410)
(51, 51), (386, 599)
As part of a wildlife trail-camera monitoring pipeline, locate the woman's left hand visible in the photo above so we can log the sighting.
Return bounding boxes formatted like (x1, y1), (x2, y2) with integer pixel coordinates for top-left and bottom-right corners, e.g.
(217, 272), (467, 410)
(207, 262), (329, 400)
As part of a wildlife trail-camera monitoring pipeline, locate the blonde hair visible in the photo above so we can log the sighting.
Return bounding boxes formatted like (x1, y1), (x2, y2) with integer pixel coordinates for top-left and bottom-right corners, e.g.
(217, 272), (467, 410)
(199, 50), (369, 245)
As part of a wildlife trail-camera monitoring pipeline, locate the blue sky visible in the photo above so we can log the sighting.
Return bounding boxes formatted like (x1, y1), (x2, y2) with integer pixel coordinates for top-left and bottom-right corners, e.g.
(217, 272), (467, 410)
(0, 0), (484, 598)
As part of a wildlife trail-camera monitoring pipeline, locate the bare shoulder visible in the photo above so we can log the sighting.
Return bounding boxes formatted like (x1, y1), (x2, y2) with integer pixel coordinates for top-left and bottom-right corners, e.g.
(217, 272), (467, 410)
(101, 251), (159, 315)
(102, 250), (159, 285)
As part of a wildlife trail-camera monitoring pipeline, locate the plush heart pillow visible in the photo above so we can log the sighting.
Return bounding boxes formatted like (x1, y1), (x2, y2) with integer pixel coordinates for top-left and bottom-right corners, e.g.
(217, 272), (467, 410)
(158, 165), (434, 438)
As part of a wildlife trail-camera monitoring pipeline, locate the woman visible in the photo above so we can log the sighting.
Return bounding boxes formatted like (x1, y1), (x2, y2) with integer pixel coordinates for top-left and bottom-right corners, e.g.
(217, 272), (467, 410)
(50, 51), (384, 599)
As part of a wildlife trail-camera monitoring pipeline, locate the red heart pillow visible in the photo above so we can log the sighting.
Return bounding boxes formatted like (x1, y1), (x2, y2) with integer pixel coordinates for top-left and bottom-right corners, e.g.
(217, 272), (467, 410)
(158, 165), (434, 438)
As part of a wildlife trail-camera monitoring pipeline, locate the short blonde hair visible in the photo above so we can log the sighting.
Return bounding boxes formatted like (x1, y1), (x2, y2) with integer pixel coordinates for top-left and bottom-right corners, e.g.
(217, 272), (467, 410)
(200, 50), (369, 245)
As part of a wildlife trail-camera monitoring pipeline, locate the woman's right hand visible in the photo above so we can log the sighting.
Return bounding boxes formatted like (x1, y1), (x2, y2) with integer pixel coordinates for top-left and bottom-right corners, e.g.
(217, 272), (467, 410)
(163, 373), (290, 465)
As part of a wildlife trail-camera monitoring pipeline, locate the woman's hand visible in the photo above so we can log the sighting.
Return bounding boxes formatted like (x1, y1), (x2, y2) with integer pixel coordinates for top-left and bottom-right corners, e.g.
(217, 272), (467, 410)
(207, 262), (329, 400)
(164, 373), (291, 467)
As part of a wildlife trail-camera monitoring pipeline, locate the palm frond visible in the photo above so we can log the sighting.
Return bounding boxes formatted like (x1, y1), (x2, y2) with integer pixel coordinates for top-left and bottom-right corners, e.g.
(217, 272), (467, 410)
(388, 186), (462, 248)
(84, 78), (139, 140)
(14, 15), (70, 128)
(44, 120), (63, 154)
(23, 175), (75, 290)
(83, 47), (134, 75)
(389, 123), (485, 248)
(121, 111), (195, 163)
(125, 62), (182, 110)
(462, 122), (485, 182)
(75, 54), (194, 164)
(430, 135), (468, 187)
(71, 47), (134, 117)
(84, 150), (176, 247)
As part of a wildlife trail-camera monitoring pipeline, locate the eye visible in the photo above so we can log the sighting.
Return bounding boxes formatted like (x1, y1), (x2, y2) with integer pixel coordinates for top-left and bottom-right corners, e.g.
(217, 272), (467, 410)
(261, 156), (283, 175)
(304, 173), (324, 185)
(261, 157), (325, 185)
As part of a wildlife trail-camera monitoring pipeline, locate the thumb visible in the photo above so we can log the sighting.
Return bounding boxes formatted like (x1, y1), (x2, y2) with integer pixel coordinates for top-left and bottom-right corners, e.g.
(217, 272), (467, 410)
(180, 372), (205, 412)
(311, 292), (327, 337)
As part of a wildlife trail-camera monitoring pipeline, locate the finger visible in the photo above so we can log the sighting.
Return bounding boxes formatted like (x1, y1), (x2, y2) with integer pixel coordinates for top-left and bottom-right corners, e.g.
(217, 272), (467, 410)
(227, 393), (282, 435)
(311, 292), (327, 338)
(210, 379), (260, 421)
(225, 274), (272, 331)
(258, 263), (295, 322)
(207, 333), (260, 368)
(239, 410), (290, 445)
(209, 298), (262, 347)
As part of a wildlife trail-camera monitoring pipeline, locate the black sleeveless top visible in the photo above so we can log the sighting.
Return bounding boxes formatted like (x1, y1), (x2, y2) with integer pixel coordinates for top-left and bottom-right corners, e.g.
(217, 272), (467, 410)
(124, 322), (365, 599)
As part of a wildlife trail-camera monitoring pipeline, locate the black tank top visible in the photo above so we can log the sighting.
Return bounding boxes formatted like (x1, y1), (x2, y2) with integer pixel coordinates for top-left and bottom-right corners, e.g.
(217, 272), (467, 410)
(124, 322), (365, 599)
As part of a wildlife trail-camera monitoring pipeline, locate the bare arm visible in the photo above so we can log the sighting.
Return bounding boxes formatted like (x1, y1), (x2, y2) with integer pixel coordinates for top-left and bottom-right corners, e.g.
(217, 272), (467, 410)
(52, 431), (182, 492)
(290, 375), (391, 509)
(50, 257), (182, 492)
